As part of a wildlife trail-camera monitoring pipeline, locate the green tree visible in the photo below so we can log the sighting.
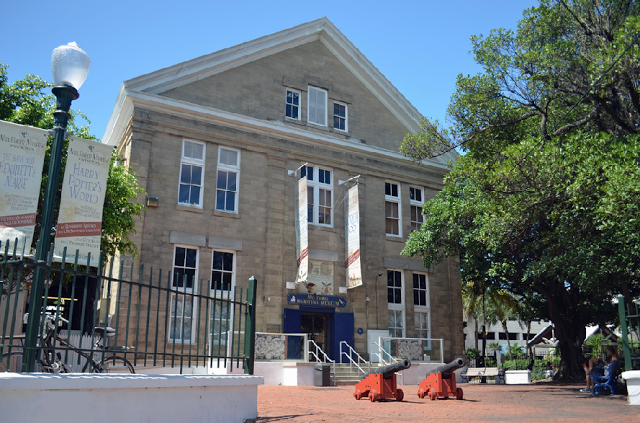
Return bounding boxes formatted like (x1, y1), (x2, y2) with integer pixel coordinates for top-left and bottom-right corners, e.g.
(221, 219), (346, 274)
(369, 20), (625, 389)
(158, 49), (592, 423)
(401, 1), (640, 381)
(0, 63), (145, 258)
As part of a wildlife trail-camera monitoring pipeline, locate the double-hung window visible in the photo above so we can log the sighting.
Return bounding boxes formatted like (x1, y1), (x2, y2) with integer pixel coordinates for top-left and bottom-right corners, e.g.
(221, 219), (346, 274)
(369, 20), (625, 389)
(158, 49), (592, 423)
(308, 86), (327, 126)
(385, 182), (401, 236)
(216, 147), (240, 213)
(178, 140), (205, 208)
(333, 102), (347, 131)
(170, 246), (198, 343)
(211, 250), (235, 292)
(387, 270), (405, 338)
(301, 165), (333, 226)
(210, 250), (235, 351)
(285, 89), (300, 120)
(413, 273), (430, 340)
(410, 186), (424, 232)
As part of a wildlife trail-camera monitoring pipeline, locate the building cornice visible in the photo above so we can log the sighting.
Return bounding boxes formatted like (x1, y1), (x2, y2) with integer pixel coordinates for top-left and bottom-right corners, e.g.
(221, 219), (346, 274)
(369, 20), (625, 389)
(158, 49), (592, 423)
(107, 89), (453, 175)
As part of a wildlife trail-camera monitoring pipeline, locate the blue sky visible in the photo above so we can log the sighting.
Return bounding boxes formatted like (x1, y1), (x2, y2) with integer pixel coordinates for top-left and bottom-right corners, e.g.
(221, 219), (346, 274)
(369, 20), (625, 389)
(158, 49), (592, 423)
(2, 1), (536, 140)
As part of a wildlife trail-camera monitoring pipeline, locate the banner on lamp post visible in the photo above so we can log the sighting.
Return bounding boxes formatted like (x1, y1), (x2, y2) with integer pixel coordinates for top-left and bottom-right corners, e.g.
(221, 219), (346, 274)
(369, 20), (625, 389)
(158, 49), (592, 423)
(54, 137), (112, 266)
(345, 184), (362, 289)
(295, 176), (309, 284)
(0, 121), (48, 254)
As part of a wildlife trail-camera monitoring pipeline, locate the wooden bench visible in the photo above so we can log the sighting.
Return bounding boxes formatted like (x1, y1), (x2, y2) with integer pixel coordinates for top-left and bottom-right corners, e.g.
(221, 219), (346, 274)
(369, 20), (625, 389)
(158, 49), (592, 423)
(461, 367), (505, 384)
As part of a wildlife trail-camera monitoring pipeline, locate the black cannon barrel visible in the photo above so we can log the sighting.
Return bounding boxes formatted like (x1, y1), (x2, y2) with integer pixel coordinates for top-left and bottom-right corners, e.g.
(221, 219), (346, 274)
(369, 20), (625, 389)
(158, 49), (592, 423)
(426, 357), (465, 378)
(365, 358), (411, 379)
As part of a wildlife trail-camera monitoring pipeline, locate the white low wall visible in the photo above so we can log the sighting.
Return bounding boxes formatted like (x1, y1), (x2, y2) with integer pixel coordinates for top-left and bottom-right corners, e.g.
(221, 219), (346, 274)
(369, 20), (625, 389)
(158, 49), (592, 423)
(505, 370), (531, 384)
(254, 361), (321, 386)
(0, 373), (262, 423)
(622, 370), (640, 405)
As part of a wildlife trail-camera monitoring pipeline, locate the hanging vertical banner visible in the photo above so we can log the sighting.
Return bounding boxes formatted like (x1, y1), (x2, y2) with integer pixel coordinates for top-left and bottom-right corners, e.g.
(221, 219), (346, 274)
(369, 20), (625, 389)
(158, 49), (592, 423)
(0, 121), (48, 254)
(295, 176), (309, 283)
(54, 137), (112, 266)
(345, 184), (362, 288)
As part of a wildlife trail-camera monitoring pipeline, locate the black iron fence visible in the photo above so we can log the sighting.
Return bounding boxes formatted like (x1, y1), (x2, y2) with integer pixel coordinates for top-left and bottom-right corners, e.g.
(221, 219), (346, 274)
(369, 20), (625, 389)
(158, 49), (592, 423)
(0, 244), (257, 374)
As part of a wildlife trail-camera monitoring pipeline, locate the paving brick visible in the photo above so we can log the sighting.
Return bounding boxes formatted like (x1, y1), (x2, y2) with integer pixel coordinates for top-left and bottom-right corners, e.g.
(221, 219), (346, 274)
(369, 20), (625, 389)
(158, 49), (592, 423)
(257, 382), (638, 422)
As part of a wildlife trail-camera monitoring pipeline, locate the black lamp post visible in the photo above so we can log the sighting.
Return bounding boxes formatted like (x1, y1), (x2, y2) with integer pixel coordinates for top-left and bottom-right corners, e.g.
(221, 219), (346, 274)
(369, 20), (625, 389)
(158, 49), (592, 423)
(23, 42), (90, 372)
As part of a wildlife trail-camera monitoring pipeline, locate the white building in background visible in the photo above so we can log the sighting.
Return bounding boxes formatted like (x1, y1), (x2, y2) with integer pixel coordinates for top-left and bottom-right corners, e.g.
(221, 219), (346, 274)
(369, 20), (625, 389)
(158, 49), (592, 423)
(464, 318), (557, 358)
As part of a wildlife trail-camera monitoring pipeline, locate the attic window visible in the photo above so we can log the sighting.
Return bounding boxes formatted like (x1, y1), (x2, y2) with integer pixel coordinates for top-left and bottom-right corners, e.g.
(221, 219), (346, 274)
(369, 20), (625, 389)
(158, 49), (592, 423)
(286, 89), (300, 120)
(308, 86), (327, 126)
(333, 102), (347, 131)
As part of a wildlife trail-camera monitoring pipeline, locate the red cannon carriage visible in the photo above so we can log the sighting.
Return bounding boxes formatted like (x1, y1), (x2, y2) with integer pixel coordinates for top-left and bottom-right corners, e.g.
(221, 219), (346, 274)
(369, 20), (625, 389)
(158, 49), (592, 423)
(353, 358), (411, 402)
(418, 358), (465, 400)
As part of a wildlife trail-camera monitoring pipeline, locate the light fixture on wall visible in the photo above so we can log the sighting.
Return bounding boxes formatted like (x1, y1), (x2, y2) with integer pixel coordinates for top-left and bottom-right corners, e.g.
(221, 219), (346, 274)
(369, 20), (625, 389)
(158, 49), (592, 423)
(147, 197), (159, 207)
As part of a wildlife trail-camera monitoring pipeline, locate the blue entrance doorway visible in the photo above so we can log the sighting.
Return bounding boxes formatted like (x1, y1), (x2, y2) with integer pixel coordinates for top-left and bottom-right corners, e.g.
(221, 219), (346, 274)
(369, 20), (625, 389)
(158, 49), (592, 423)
(283, 308), (354, 362)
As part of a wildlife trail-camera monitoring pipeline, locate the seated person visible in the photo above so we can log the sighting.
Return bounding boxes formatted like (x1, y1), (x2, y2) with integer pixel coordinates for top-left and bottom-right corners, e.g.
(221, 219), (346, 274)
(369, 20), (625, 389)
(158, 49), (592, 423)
(581, 355), (604, 393)
(589, 346), (620, 396)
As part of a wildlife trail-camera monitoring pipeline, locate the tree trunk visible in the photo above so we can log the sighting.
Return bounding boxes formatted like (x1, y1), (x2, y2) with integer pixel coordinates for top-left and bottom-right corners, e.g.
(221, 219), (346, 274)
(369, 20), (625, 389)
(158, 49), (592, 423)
(481, 290), (486, 366)
(503, 319), (512, 360)
(474, 319), (479, 351)
(526, 320), (532, 359)
(541, 280), (588, 382)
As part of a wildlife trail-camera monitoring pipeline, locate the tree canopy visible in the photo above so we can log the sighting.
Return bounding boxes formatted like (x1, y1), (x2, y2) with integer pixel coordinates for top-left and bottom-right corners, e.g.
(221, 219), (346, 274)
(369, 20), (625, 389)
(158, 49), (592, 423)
(401, 0), (640, 380)
(0, 63), (145, 258)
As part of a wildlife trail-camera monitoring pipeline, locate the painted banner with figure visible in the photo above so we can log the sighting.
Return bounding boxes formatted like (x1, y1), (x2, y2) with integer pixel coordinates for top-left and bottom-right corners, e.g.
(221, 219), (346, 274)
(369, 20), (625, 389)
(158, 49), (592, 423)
(295, 176), (309, 283)
(345, 184), (362, 288)
(54, 137), (112, 266)
(0, 121), (48, 254)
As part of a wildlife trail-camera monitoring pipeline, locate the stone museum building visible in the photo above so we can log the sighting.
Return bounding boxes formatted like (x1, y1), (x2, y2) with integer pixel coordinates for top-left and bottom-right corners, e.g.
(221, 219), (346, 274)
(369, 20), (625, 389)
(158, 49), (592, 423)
(103, 18), (464, 363)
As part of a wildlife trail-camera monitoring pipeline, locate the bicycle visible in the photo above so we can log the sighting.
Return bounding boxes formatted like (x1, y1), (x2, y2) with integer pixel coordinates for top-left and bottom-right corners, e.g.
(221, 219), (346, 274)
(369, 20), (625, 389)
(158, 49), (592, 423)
(0, 313), (135, 373)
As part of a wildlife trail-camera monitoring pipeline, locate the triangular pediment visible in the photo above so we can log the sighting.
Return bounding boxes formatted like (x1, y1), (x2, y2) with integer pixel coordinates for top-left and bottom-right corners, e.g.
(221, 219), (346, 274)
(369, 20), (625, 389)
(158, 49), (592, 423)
(124, 17), (422, 134)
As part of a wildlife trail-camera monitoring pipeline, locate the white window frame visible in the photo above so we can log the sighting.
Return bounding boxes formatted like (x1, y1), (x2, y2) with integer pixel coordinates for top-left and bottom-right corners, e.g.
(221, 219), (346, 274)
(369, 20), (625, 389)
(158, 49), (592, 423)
(385, 182), (401, 237)
(414, 310), (430, 339)
(387, 270), (405, 338)
(210, 249), (236, 353)
(211, 249), (236, 294)
(333, 101), (348, 132)
(215, 146), (240, 213)
(307, 86), (327, 127)
(412, 273), (429, 307)
(410, 186), (424, 232)
(169, 245), (199, 343)
(301, 165), (333, 227)
(178, 139), (206, 208)
(388, 309), (405, 338)
(413, 273), (431, 350)
(285, 88), (300, 120)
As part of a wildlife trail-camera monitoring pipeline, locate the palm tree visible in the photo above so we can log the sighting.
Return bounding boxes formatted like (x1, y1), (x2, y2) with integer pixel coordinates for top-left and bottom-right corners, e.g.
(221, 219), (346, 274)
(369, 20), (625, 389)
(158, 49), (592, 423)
(463, 279), (520, 362)
(462, 280), (498, 363)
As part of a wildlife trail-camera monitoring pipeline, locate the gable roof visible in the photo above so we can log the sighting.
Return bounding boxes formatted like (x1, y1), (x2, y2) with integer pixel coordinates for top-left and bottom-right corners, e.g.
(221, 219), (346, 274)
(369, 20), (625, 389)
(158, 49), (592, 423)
(103, 18), (456, 168)
(130, 18), (421, 127)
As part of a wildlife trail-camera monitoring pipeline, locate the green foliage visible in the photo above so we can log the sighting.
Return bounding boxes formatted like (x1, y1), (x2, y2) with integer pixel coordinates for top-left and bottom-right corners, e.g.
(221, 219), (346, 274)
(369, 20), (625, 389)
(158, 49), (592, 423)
(487, 341), (502, 350)
(464, 347), (481, 360)
(1, 62), (145, 258)
(509, 343), (524, 357)
(401, 1), (640, 381)
(584, 334), (607, 359)
(101, 152), (145, 258)
(500, 359), (531, 371)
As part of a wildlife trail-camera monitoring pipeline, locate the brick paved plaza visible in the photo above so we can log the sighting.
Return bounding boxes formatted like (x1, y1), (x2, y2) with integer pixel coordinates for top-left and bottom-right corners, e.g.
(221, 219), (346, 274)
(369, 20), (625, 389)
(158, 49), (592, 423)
(256, 382), (639, 422)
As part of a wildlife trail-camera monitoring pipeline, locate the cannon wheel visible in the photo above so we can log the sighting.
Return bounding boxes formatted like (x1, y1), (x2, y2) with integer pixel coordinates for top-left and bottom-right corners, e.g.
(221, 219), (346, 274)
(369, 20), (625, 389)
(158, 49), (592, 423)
(428, 390), (437, 401)
(396, 389), (404, 401)
(369, 391), (379, 402)
(417, 389), (425, 399)
(354, 390), (363, 400)
(456, 388), (463, 400)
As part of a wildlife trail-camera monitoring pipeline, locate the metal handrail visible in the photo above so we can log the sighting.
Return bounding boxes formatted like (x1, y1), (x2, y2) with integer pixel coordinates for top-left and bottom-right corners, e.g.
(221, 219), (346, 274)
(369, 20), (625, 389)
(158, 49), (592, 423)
(339, 341), (369, 375)
(308, 340), (334, 364)
(373, 340), (398, 366)
(309, 340), (336, 386)
(375, 336), (445, 363)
